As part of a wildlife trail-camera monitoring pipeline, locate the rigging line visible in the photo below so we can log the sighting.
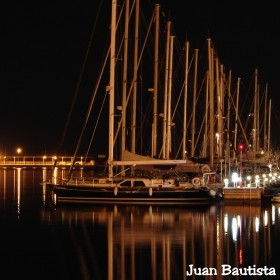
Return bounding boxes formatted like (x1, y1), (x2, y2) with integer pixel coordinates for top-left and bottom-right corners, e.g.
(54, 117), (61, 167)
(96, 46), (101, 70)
(58, 0), (104, 154)
(67, 1), (125, 179)
(85, 91), (108, 160)
(67, 42), (110, 179)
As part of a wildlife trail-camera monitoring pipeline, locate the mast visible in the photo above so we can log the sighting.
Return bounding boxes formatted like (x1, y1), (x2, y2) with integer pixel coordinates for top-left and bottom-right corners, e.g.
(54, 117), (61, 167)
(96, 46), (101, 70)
(166, 35), (175, 159)
(131, 0), (139, 153)
(121, 0), (130, 160)
(215, 58), (221, 158)
(162, 21), (171, 159)
(191, 49), (198, 157)
(220, 64), (225, 159)
(202, 71), (209, 158)
(207, 38), (214, 167)
(226, 70), (232, 176)
(152, 4), (160, 157)
(233, 77), (240, 163)
(182, 40), (189, 159)
(108, 0), (117, 179)
(253, 68), (258, 152)
(268, 99), (271, 152)
(264, 83), (268, 151)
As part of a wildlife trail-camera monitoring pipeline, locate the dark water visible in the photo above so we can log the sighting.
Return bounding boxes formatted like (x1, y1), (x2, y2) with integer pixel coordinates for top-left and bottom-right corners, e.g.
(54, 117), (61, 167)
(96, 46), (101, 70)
(0, 168), (279, 280)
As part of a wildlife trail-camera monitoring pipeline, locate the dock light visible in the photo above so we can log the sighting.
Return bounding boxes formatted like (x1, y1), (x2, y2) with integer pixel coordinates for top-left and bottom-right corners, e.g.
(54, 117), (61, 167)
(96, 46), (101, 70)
(232, 172), (239, 187)
(246, 176), (252, 187)
(224, 178), (229, 188)
(255, 175), (260, 187)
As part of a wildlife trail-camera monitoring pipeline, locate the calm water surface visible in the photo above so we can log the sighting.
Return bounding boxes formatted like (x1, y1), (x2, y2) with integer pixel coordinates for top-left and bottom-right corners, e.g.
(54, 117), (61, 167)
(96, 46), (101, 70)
(0, 168), (279, 280)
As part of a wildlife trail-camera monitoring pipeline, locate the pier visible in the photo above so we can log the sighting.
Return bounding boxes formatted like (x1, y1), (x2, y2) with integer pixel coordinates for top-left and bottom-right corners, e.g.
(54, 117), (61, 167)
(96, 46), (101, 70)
(223, 187), (263, 200)
(0, 155), (95, 169)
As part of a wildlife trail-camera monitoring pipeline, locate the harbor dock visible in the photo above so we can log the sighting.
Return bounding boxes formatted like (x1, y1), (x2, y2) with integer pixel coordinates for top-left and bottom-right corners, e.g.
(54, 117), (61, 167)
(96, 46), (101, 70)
(0, 155), (95, 169)
(223, 187), (263, 200)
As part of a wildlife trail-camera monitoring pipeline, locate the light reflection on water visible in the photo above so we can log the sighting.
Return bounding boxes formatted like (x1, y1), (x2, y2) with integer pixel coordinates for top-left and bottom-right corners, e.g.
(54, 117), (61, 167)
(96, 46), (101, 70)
(0, 169), (279, 279)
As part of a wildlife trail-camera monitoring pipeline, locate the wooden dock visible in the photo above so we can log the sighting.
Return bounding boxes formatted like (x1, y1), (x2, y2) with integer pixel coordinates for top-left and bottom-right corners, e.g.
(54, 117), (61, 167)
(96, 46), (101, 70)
(223, 187), (263, 200)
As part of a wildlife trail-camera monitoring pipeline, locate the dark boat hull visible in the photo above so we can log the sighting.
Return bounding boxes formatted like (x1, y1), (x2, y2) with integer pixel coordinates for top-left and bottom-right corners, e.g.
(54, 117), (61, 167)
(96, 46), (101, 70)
(47, 183), (222, 205)
(262, 184), (280, 200)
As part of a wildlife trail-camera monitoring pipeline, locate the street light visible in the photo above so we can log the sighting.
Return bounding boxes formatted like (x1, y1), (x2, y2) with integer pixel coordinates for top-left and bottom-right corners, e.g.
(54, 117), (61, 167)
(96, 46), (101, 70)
(16, 147), (22, 163)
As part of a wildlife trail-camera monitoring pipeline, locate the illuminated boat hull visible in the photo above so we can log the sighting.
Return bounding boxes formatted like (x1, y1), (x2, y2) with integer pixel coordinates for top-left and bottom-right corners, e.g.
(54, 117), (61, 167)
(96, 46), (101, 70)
(46, 180), (222, 205)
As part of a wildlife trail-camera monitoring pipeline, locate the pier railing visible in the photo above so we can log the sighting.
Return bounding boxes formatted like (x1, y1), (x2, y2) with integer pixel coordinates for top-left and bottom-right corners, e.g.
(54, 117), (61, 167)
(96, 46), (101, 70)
(0, 155), (95, 169)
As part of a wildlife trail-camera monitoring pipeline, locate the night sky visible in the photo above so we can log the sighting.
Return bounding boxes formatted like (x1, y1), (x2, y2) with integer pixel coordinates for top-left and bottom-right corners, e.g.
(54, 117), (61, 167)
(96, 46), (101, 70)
(3, 0), (280, 156)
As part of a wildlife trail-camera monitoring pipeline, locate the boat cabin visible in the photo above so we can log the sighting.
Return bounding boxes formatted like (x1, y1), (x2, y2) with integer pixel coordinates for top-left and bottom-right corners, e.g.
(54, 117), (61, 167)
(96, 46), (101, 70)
(117, 178), (166, 188)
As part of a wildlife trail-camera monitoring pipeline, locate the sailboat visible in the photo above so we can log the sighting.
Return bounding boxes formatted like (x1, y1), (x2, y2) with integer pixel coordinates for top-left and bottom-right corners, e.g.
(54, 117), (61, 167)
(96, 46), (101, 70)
(46, 0), (222, 204)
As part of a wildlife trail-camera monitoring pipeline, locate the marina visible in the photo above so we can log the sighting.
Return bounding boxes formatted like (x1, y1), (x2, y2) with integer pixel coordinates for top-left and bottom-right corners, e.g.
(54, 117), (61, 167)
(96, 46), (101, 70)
(3, 1), (280, 279)
(1, 168), (279, 279)
(44, 0), (279, 206)
(2, 154), (279, 202)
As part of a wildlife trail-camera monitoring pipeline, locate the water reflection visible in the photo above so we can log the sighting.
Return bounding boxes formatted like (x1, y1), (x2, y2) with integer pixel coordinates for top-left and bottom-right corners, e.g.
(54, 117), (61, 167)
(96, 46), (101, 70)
(0, 169), (279, 279)
(40, 201), (279, 279)
(17, 168), (21, 218)
(0, 168), (22, 218)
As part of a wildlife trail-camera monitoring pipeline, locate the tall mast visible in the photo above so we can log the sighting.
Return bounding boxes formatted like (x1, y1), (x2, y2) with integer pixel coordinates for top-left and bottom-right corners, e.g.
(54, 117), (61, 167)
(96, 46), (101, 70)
(215, 58), (221, 158)
(152, 4), (160, 157)
(253, 68), (258, 152)
(131, 0), (139, 153)
(166, 35), (174, 159)
(226, 70), (232, 176)
(219, 64), (225, 158)
(264, 83), (268, 151)
(182, 40), (189, 159)
(108, 0), (117, 179)
(202, 71), (209, 158)
(162, 21), (171, 159)
(121, 0), (130, 160)
(207, 38), (214, 167)
(268, 99), (271, 152)
(191, 49), (198, 157)
(256, 84), (260, 150)
(233, 77), (241, 163)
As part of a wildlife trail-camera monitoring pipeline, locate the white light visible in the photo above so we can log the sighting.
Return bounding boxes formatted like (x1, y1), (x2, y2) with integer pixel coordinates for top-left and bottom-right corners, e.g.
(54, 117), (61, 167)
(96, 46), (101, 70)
(224, 178), (229, 187)
(255, 217), (260, 232)
(232, 217), (238, 242)
(232, 172), (238, 183)
(224, 214), (228, 234)
(264, 211), (268, 227)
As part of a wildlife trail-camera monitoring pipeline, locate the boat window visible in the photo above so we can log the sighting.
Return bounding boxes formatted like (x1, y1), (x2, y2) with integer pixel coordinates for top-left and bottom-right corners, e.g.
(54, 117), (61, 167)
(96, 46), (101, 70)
(133, 180), (146, 187)
(119, 180), (131, 187)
